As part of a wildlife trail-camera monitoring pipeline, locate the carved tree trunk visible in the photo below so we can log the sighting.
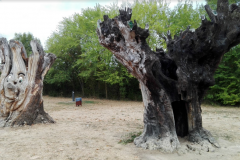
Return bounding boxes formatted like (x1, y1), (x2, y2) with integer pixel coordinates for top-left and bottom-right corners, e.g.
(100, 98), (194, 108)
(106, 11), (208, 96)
(0, 38), (56, 127)
(97, 0), (240, 152)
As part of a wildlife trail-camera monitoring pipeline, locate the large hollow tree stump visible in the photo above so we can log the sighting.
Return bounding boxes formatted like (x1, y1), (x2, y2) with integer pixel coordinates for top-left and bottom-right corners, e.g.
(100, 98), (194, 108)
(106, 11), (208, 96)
(97, 0), (240, 152)
(0, 38), (56, 127)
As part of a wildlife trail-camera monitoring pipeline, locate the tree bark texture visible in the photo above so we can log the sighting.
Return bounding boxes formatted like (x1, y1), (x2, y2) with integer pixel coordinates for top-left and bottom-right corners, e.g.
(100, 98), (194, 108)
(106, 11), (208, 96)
(97, 0), (240, 152)
(0, 38), (56, 127)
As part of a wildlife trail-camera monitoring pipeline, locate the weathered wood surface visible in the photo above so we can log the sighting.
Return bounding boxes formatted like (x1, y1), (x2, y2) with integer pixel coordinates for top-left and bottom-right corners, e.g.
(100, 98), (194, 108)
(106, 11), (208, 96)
(0, 38), (56, 127)
(97, 0), (240, 152)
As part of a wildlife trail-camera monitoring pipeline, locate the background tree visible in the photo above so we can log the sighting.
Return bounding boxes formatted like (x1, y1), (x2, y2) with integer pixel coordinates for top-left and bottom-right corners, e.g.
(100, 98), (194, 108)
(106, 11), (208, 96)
(131, 0), (205, 49)
(45, 29), (82, 97)
(205, 45), (240, 105)
(206, 0), (240, 8)
(45, 0), (205, 101)
(204, 0), (240, 105)
(45, 4), (140, 99)
(14, 32), (41, 56)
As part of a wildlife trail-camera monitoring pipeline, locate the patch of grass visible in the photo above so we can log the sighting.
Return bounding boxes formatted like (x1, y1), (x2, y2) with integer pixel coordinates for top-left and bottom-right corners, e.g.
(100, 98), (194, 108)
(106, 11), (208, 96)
(223, 134), (233, 141)
(118, 132), (142, 145)
(57, 100), (96, 105)
(57, 102), (75, 105)
(83, 101), (95, 104)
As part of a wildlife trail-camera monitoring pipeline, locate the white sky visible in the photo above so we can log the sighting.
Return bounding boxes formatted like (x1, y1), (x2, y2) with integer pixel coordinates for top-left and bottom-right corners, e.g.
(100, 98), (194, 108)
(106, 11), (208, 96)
(0, 0), (206, 49)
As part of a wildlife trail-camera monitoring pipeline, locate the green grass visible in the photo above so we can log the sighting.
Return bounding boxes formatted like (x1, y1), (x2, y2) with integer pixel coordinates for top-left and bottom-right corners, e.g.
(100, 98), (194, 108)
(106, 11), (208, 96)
(223, 134), (233, 141)
(57, 100), (96, 105)
(118, 132), (142, 145)
(57, 102), (75, 105)
(83, 101), (95, 104)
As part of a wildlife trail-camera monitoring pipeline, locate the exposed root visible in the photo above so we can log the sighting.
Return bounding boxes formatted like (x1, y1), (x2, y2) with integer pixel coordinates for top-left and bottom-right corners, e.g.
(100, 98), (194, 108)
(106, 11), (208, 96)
(134, 132), (180, 153)
(0, 109), (54, 127)
(188, 128), (220, 148)
(177, 139), (219, 155)
(33, 112), (55, 124)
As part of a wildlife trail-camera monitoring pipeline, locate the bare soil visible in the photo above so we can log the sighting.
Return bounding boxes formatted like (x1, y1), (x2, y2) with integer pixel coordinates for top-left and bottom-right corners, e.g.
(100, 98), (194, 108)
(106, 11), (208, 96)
(0, 96), (239, 160)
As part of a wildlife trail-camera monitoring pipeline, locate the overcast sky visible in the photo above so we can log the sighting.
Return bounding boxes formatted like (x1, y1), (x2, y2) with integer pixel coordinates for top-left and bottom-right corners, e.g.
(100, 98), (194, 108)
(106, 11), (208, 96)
(0, 0), (205, 49)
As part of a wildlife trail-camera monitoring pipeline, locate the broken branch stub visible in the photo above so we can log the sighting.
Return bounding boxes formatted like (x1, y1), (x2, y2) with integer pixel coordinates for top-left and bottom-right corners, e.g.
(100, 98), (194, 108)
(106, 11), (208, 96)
(97, 0), (240, 152)
(0, 38), (56, 127)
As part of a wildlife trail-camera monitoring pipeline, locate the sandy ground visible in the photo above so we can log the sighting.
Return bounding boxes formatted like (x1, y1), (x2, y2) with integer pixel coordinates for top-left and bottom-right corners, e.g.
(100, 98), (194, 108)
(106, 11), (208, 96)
(0, 96), (240, 160)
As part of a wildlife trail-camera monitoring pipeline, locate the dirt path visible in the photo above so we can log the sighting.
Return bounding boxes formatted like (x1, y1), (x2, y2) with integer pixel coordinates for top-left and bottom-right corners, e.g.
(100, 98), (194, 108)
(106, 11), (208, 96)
(0, 96), (239, 160)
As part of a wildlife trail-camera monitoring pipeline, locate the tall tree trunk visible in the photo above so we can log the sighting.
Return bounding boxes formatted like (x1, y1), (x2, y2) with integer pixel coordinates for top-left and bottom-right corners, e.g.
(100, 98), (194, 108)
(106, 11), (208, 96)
(79, 77), (85, 97)
(97, 80), (100, 98)
(134, 82), (179, 152)
(0, 38), (56, 127)
(105, 82), (108, 99)
(96, 0), (240, 152)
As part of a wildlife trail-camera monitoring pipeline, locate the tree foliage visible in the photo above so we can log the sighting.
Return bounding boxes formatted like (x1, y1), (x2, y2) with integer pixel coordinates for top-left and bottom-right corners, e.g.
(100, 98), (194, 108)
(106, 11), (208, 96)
(206, 0), (240, 9)
(205, 45), (240, 105)
(45, 0), (240, 105)
(204, 0), (240, 105)
(45, 0), (206, 99)
(14, 32), (41, 56)
(131, 0), (204, 49)
(45, 4), (138, 99)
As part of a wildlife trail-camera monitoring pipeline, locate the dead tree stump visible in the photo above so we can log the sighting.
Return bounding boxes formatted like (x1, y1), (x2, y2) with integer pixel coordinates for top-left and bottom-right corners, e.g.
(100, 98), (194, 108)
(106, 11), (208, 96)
(97, 0), (240, 152)
(0, 38), (56, 127)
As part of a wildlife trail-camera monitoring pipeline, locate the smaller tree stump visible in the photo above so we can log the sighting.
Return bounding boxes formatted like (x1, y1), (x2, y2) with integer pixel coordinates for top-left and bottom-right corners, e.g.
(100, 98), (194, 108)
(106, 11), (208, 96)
(0, 38), (56, 127)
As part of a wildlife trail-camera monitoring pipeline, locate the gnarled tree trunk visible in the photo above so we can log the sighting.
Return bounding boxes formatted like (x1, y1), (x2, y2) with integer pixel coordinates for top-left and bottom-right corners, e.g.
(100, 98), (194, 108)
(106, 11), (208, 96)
(97, 0), (240, 152)
(0, 38), (56, 127)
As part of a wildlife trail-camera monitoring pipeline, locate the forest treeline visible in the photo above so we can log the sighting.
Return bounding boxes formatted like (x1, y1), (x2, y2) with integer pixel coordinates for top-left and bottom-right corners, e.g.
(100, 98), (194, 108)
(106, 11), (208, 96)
(15, 0), (240, 106)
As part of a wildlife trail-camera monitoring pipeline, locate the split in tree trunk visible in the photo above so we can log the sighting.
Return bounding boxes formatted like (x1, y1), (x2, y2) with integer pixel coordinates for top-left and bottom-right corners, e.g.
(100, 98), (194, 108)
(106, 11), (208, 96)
(0, 38), (56, 127)
(97, 0), (240, 152)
